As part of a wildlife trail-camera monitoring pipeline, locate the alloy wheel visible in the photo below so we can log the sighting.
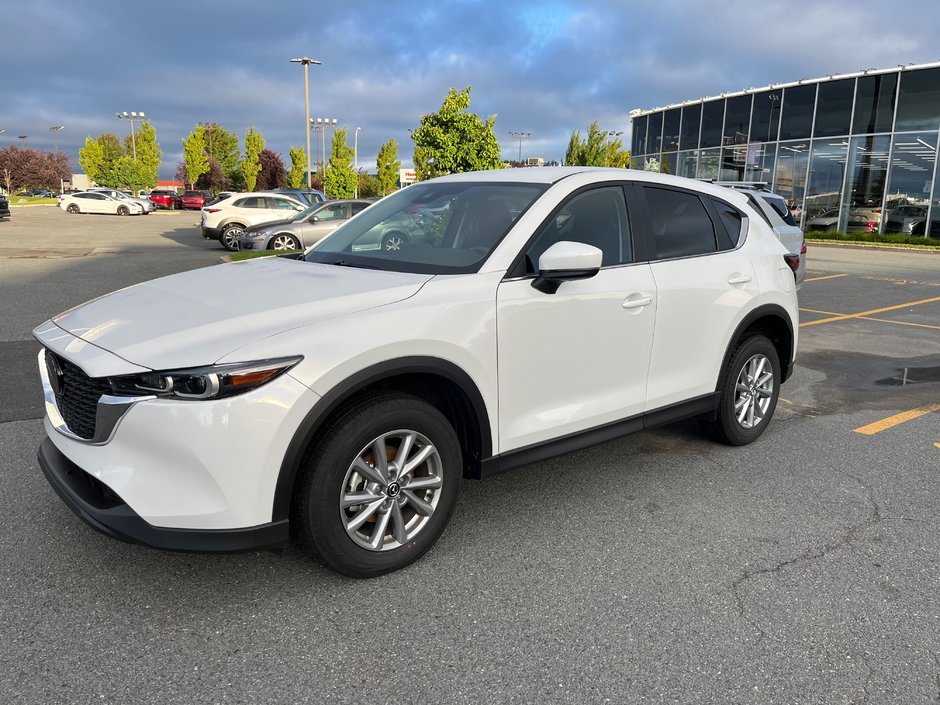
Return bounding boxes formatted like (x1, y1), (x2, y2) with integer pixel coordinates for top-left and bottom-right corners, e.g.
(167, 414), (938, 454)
(733, 354), (774, 429)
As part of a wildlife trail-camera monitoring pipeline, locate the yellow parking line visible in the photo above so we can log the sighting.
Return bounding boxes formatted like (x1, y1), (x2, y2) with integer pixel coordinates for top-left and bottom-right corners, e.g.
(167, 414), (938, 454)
(853, 403), (940, 435)
(804, 273), (851, 283)
(800, 307), (845, 316)
(801, 296), (940, 327)
(858, 317), (940, 331)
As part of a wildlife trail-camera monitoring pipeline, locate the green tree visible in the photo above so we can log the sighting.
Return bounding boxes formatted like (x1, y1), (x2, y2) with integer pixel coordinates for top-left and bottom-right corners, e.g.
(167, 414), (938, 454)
(79, 133), (125, 187)
(181, 126), (209, 189)
(323, 128), (357, 198)
(411, 87), (502, 180)
(112, 155), (151, 193)
(288, 146), (307, 188)
(376, 138), (401, 195)
(78, 136), (106, 184)
(202, 124), (241, 182)
(240, 127), (265, 192)
(564, 122), (627, 167)
(357, 170), (382, 198)
(131, 122), (162, 188)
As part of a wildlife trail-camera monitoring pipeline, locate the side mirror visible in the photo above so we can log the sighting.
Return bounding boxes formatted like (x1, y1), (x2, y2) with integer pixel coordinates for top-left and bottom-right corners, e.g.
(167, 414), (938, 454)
(309, 215), (319, 223)
(532, 241), (603, 294)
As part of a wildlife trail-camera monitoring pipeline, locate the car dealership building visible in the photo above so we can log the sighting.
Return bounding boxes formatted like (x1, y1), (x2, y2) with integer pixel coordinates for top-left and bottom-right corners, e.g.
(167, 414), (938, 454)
(630, 62), (940, 237)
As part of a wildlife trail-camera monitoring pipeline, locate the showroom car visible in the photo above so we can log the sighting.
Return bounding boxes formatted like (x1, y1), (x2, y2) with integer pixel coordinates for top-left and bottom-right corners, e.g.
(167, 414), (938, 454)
(237, 199), (375, 251)
(34, 167), (799, 577)
(58, 191), (145, 216)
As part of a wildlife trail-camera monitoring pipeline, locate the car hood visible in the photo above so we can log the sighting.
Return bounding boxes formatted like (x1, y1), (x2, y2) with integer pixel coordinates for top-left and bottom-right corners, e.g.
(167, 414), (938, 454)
(243, 218), (295, 233)
(47, 258), (432, 370)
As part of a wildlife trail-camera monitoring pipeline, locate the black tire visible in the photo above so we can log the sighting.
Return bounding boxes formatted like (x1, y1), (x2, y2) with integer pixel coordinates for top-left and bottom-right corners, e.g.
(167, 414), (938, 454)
(701, 334), (780, 446)
(293, 394), (462, 577)
(269, 233), (300, 251)
(220, 223), (245, 251)
(381, 231), (408, 251)
(117, 205), (129, 216)
(66, 204), (80, 214)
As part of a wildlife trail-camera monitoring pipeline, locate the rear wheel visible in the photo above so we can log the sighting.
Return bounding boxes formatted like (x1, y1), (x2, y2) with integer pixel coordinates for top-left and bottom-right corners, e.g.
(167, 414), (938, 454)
(381, 231), (407, 251)
(220, 223), (245, 251)
(701, 334), (780, 446)
(270, 233), (301, 251)
(117, 205), (129, 216)
(293, 394), (461, 577)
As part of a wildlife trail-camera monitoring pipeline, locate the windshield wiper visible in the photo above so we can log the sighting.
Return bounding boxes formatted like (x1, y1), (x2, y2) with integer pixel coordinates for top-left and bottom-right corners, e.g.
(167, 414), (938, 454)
(321, 259), (379, 269)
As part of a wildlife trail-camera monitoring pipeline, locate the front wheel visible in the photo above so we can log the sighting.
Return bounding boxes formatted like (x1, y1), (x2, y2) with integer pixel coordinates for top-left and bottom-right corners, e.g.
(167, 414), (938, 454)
(117, 205), (129, 216)
(66, 204), (80, 214)
(701, 334), (780, 446)
(381, 231), (407, 251)
(293, 394), (461, 577)
(269, 233), (300, 251)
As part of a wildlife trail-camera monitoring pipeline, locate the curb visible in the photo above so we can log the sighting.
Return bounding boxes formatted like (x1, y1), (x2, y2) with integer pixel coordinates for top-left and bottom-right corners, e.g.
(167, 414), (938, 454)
(806, 241), (940, 255)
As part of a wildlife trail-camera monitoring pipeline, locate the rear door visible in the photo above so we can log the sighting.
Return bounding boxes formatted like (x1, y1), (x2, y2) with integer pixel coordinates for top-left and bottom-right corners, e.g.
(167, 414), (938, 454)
(635, 184), (758, 411)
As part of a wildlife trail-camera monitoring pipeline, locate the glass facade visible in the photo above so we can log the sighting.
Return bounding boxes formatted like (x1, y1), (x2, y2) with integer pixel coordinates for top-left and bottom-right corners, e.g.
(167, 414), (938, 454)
(631, 64), (940, 236)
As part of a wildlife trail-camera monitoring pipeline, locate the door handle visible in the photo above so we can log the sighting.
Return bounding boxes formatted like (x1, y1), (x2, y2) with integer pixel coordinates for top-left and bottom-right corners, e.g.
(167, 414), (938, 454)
(728, 273), (752, 285)
(622, 295), (653, 309)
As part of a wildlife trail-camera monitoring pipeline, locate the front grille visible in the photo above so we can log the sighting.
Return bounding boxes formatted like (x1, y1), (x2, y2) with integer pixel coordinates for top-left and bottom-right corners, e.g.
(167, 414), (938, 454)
(50, 352), (111, 440)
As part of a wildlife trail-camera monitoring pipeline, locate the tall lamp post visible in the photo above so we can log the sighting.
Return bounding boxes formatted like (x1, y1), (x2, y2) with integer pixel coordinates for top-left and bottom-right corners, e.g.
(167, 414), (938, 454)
(115, 111), (145, 160)
(289, 57), (322, 189)
(354, 127), (361, 197)
(311, 117), (338, 186)
(49, 125), (64, 152)
(508, 131), (531, 164)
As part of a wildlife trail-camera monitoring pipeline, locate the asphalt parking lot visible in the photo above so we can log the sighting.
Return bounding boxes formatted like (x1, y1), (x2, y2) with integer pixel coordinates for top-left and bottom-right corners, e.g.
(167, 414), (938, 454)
(1, 206), (939, 704)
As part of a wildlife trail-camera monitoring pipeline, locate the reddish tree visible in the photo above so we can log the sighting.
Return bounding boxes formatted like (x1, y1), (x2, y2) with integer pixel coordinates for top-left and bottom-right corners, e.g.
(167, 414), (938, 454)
(196, 156), (232, 193)
(0, 146), (71, 192)
(256, 149), (287, 191)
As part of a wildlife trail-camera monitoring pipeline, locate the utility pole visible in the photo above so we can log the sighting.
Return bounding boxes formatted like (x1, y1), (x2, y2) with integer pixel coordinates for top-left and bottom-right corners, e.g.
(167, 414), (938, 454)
(289, 57), (322, 188)
(508, 131), (531, 164)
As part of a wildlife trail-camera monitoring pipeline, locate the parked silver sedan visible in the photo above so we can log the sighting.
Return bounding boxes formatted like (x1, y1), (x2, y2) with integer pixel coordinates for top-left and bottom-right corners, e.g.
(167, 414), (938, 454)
(236, 199), (374, 251)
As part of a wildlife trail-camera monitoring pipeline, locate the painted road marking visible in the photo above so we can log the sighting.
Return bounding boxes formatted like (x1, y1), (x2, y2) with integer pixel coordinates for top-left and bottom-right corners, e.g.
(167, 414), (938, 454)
(853, 403), (940, 436)
(804, 273), (851, 283)
(801, 296), (940, 328)
(859, 317), (940, 331)
(935, 443), (940, 449)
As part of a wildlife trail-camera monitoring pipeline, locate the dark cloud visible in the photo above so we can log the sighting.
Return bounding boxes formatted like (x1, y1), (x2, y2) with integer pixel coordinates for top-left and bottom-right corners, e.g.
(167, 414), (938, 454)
(2, 0), (938, 177)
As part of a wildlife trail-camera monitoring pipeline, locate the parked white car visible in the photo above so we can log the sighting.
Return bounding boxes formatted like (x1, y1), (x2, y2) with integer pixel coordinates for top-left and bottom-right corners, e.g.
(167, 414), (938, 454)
(59, 191), (145, 216)
(35, 168), (799, 577)
(200, 191), (307, 250)
(88, 187), (156, 214)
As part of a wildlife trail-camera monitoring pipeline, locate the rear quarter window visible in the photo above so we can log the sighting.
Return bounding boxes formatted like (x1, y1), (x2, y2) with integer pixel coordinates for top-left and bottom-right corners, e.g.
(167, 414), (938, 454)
(761, 195), (797, 226)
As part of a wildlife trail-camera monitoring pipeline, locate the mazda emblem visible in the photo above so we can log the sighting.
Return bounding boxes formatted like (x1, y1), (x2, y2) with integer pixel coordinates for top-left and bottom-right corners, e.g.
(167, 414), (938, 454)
(46, 353), (64, 396)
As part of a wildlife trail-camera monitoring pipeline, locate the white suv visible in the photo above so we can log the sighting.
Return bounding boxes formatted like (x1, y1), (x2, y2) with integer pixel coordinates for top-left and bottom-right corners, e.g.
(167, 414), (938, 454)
(201, 192), (306, 250)
(34, 168), (799, 577)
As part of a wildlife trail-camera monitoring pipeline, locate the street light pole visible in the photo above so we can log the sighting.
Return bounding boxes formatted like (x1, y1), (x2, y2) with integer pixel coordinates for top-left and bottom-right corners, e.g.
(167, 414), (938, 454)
(354, 127), (361, 198)
(290, 57), (322, 189)
(508, 131), (531, 164)
(49, 125), (64, 152)
(115, 111), (145, 160)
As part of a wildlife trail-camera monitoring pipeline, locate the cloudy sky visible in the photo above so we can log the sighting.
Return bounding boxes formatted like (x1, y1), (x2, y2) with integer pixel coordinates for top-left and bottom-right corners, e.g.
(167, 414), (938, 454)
(3, 0), (939, 179)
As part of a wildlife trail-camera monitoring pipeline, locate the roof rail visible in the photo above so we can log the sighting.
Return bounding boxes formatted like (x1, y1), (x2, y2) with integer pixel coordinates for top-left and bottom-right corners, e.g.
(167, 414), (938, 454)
(700, 179), (771, 191)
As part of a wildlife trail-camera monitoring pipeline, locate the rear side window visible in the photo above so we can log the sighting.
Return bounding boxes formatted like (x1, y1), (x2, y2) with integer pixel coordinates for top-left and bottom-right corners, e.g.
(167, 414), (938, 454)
(234, 197), (265, 208)
(760, 195), (797, 226)
(709, 198), (745, 249)
(643, 186), (717, 259)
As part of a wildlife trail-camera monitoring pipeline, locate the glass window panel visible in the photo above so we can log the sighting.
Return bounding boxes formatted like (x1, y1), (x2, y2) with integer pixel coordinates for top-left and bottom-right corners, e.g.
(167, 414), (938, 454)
(745, 143), (776, 184)
(630, 155), (645, 170)
(700, 100), (724, 148)
(696, 148), (721, 180)
(661, 152), (677, 175)
(774, 140), (811, 225)
(709, 198), (744, 249)
(662, 109), (680, 152)
(750, 91), (782, 143)
(895, 68), (940, 132)
(723, 95), (751, 145)
(719, 146), (747, 181)
(803, 139), (848, 229)
(840, 135), (890, 233)
(853, 73), (897, 135)
(814, 79), (855, 137)
(779, 84), (816, 140)
(929, 154), (940, 237)
(643, 186), (717, 259)
(647, 112), (663, 155)
(677, 150), (698, 178)
(632, 115), (648, 156)
(679, 104), (701, 150)
(883, 132), (937, 234)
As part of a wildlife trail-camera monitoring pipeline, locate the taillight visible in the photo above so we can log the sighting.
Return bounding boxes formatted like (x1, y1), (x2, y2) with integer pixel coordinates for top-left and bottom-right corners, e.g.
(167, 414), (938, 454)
(800, 239), (807, 255)
(783, 254), (800, 273)
(866, 222), (877, 233)
(206, 208), (222, 213)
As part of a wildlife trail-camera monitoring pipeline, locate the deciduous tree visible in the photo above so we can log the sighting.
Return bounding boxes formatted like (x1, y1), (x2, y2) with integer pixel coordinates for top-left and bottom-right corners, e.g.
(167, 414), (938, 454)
(411, 87), (502, 180)
(288, 147), (307, 189)
(323, 128), (356, 199)
(181, 125), (209, 189)
(376, 139), (401, 195)
(201, 123), (241, 183)
(134, 121), (162, 188)
(0, 146), (70, 192)
(564, 122), (629, 167)
(240, 127), (265, 192)
(257, 149), (288, 191)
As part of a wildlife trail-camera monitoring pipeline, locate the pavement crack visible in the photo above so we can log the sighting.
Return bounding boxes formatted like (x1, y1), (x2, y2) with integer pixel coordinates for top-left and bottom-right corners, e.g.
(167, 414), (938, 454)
(730, 470), (883, 642)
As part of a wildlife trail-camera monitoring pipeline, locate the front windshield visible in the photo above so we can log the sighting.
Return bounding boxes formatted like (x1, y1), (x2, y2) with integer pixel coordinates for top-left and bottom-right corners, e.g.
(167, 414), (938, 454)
(305, 181), (546, 274)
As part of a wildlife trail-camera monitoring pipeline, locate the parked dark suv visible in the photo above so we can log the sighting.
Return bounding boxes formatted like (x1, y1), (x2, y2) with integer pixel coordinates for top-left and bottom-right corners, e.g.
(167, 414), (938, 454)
(0, 193), (10, 219)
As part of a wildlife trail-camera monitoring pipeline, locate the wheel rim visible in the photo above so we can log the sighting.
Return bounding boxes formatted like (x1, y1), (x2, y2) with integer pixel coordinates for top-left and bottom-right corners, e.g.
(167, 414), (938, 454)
(67, 205), (78, 213)
(733, 354), (774, 429)
(383, 234), (404, 251)
(272, 234), (297, 250)
(118, 206), (128, 215)
(339, 429), (444, 552)
(223, 227), (243, 248)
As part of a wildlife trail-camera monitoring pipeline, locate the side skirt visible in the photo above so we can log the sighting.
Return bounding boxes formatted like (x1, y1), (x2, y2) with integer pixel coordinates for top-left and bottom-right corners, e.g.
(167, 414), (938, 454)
(473, 393), (719, 480)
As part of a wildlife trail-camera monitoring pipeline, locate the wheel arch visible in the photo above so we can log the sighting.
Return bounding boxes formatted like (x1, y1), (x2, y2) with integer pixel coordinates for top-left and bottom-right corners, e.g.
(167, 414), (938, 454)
(717, 304), (795, 391)
(272, 356), (492, 522)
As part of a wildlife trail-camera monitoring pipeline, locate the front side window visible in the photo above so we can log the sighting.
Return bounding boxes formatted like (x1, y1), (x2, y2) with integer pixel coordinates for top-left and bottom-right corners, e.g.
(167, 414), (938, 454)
(524, 186), (631, 272)
(643, 186), (717, 259)
(314, 203), (347, 221)
(307, 182), (546, 274)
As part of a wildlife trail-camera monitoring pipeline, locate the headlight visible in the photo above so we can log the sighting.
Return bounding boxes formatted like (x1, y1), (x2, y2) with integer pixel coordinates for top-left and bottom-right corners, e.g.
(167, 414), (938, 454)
(109, 356), (302, 400)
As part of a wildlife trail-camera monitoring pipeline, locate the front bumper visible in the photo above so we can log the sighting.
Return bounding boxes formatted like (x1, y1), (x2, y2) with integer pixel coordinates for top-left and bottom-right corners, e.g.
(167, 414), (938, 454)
(38, 438), (289, 552)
